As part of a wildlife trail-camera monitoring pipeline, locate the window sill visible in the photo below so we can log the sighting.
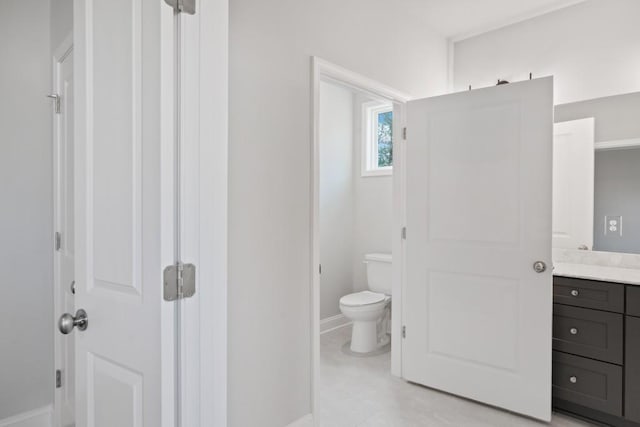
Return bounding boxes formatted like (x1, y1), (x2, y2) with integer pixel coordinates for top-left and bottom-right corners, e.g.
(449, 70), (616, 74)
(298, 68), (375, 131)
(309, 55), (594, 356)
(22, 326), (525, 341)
(362, 168), (392, 177)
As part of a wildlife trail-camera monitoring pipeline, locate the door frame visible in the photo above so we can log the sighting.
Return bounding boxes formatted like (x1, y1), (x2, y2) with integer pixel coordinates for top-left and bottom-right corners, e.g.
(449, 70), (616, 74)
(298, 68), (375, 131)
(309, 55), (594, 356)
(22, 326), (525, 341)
(177, 2), (229, 425)
(52, 33), (74, 427)
(310, 57), (411, 422)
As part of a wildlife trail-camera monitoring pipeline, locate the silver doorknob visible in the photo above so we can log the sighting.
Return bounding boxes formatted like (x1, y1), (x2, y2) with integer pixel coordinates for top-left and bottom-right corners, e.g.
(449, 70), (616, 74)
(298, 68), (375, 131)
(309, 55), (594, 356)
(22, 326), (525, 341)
(570, 327), (579, 335)
(58, 309), (88, 334)
(569, 376), (577, 384)
(533, 261), (547, 273)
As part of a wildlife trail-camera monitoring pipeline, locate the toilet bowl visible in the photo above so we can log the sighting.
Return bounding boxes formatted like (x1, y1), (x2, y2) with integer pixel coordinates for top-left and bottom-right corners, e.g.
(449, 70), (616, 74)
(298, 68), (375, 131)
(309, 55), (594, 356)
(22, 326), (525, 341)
(339, 253), (392, 354)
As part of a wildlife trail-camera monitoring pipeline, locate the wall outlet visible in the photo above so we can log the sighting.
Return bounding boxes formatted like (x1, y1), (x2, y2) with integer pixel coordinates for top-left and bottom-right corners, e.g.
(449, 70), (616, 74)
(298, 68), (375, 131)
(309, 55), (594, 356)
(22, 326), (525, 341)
(604, 215), (623, 237)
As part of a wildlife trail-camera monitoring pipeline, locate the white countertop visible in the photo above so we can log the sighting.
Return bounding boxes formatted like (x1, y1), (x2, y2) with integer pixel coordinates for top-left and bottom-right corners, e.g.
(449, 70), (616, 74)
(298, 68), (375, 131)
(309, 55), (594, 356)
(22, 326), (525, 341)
(554, 262), (640, 286)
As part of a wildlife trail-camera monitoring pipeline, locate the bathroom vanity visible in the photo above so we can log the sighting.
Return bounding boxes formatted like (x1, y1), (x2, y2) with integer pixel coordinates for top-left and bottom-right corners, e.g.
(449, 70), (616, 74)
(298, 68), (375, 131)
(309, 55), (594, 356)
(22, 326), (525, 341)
(552, 262), (640, 427)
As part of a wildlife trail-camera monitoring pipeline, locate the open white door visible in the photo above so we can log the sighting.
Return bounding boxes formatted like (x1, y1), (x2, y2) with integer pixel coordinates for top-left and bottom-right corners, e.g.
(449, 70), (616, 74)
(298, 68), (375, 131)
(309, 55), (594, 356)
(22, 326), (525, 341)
(73, 0), (176, 425)
(553, 118), (595, 250)
(403, 78), (553, 421)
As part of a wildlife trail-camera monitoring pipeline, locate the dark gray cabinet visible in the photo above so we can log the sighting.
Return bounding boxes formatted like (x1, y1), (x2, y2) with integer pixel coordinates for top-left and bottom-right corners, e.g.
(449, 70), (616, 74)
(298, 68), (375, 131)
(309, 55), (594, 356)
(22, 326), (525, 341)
(626, 316), (640, 423)
(553, 276), (640, 427)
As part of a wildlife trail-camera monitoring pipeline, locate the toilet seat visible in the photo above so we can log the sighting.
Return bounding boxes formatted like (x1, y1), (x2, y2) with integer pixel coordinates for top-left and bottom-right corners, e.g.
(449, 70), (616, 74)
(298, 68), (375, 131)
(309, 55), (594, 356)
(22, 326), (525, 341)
(339, 290), (388, 307)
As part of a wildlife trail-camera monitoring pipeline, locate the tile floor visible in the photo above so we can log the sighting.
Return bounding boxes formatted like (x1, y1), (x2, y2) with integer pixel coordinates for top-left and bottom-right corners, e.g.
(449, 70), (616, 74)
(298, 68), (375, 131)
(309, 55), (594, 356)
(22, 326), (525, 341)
(318, 325), (596, 427)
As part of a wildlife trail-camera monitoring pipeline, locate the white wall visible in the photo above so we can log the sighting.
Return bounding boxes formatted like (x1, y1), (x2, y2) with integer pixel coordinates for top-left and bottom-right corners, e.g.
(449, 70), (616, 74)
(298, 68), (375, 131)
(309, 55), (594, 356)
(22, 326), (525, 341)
(228, 0), (448, 424)
(352, 95), (393, 292)
(0, 0), (53, 419)
(453, 0), (640, 104)
(319, 82), (354, 319)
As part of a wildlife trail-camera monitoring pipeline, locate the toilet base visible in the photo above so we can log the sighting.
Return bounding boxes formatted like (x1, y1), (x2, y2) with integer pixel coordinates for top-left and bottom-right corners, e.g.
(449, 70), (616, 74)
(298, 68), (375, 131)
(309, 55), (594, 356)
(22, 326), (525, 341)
(350, 322), (390, 354)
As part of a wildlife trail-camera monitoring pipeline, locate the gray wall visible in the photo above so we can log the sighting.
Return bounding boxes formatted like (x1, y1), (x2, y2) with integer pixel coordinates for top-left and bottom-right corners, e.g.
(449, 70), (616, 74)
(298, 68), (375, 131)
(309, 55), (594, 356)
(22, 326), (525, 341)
(318, 87), (394, 320)
(0, 0), (52, 418)
(593, 148), (640, 254)
(228, 0), (448, 423)
(352, 94), (393, 293)
(453, 0), (640, 105)
(556, 92), (640, 254)
(555, 92), (640, 142)
(319, 82), (354, 319)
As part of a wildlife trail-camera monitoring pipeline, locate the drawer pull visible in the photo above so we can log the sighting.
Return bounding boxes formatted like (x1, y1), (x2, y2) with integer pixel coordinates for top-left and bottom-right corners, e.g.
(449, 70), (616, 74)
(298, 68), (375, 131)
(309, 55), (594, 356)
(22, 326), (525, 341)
(570, 289), (579, 297)
(570, 327), (579, 335)
(569, 376), (577, 384)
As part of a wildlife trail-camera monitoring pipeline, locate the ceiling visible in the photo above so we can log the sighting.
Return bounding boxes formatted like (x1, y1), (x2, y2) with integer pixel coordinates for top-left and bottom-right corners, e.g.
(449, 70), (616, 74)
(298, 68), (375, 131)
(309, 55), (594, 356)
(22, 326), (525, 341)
(410, 0), (587, 41)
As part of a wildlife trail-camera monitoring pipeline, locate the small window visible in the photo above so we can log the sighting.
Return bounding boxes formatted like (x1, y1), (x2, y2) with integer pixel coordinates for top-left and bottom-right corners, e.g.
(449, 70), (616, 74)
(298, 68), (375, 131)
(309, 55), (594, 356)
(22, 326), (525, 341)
(363, 104), (393, 176)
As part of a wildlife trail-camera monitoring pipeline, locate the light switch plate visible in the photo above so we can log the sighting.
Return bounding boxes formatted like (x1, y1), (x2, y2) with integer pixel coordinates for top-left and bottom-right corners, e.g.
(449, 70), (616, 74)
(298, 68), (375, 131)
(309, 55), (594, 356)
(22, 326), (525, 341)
(604, 215), (622, 237)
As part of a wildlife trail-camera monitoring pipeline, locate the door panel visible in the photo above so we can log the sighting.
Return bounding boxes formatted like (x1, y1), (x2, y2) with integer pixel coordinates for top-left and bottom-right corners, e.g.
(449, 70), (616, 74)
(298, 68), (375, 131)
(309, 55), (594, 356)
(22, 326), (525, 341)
(403, 78), (553, 421)
(74, 0), (175, 425)
(552, 118), (594, 250)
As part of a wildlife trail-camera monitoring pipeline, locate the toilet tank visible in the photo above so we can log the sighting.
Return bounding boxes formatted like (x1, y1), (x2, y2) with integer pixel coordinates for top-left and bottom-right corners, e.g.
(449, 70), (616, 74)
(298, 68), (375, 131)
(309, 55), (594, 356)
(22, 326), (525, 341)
(365, 253), (392, 294)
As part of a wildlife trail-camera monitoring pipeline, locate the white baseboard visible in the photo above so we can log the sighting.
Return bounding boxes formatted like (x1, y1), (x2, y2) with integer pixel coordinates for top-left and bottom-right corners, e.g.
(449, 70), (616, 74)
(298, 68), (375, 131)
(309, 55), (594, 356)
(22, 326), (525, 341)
(0, 406), (52, 427)
(320, 314), (351, 335)
(286, 413), (313, 427)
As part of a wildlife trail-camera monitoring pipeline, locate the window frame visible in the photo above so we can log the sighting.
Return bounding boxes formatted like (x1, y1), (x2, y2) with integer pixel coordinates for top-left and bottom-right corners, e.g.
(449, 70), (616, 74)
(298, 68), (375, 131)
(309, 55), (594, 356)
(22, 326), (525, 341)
(362, 102), (393, 177)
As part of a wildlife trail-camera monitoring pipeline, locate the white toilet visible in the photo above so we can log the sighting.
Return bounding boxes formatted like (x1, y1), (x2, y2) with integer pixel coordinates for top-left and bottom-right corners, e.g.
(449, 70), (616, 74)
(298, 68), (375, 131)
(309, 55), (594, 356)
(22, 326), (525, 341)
(339, 253), (392, 353)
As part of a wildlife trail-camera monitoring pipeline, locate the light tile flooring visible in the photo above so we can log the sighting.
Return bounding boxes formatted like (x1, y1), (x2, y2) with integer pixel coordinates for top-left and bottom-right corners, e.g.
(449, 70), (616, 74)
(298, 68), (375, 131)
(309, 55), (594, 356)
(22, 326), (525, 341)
(319, 325), (596, 427)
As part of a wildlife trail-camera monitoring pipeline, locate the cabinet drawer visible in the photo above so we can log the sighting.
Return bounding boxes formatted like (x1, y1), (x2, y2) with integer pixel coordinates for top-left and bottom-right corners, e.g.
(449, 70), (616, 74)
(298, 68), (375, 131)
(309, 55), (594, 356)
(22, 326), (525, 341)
(552, 351), (622, 417)
(553, 276), (624, 313)
(553, 304), (623, 364)
(627, 286), (640, 317)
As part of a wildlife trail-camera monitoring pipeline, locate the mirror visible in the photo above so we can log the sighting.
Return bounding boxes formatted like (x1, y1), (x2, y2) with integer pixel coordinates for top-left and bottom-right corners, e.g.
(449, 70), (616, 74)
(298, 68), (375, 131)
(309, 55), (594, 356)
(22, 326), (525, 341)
(553, 92), (640, 254)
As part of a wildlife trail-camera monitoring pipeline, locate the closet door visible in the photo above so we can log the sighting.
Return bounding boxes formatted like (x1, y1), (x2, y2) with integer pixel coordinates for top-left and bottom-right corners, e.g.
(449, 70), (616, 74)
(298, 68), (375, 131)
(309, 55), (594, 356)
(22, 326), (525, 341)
(73, 0), (176, 425)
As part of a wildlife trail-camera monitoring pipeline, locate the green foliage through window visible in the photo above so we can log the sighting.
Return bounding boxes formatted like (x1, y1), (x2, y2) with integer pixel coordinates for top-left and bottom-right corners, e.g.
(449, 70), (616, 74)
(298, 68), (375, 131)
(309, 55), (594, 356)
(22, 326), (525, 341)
(377, 111), (393, 167)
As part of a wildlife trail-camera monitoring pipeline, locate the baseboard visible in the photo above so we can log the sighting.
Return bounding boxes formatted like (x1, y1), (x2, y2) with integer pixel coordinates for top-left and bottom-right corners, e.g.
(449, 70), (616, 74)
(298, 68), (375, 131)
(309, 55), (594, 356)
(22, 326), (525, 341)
(286, 413), (313, 427)
(0, 406), (52, 427)
(320, 314), (351, 335)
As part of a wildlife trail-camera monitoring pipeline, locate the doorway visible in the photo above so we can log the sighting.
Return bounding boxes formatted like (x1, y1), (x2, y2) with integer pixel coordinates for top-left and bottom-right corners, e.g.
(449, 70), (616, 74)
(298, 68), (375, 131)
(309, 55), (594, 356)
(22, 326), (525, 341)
(0, 1), (228, 425)
(52, 35), (75, 427)
(311, 58), (410, 424)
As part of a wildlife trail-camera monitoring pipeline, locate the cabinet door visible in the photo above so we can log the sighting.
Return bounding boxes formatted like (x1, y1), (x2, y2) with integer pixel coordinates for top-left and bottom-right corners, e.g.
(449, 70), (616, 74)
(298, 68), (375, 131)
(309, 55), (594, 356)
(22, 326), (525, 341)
(626, 316), (640, 423)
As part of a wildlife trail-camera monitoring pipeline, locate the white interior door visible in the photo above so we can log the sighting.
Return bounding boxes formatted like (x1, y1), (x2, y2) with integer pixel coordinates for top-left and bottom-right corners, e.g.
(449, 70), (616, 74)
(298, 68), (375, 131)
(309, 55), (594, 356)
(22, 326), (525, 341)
(553, 118), (595, 250)
(403, 78), (553, 421)
(54, 42), (76, 427)
(73, 0), (176, 425)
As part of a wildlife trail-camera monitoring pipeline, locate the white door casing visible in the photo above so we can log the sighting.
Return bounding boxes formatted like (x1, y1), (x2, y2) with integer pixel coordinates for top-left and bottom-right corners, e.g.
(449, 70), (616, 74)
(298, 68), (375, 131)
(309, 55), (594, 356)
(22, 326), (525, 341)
(552, 118), (595, 250)
(403, 78), (553, 421)
(73, 0), (176, 425)
(53, 37), (75, 427)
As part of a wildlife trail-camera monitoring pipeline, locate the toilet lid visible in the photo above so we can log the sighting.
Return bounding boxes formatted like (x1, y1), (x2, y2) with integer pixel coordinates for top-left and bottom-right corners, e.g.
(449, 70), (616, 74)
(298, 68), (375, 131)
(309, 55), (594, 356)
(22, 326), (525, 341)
(340, 291), (386, 307)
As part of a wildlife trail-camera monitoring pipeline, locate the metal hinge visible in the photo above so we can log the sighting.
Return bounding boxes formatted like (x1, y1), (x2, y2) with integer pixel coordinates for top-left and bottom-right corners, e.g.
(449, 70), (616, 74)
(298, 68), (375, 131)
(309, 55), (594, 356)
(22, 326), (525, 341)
(402, 127), (407, 140)
(47, 94), (61, 114)
(56, 369), (62, 388)
(402, 326), (406, 338)
(164, 0), (195, 14)
(55, 232), (61, 251)
(401, 227), (406, 240)
(319, 264), (322, 275)
(163, 262), (196, 301)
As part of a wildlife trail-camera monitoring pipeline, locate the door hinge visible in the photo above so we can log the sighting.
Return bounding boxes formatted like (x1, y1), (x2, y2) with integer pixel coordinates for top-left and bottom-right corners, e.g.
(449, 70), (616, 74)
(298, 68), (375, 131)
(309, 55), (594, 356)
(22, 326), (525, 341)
(402, 127), (407, 140)
(164, 0), (196, 14)
(402, 325), (406, 338)
(47, 93), (61, 114)
(401, 227), (407, 240)
(163, 262), (196, 301)
(319, 264), (322, 275)
(55, 369), (62, 388)
(55, 232), (61, 251)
